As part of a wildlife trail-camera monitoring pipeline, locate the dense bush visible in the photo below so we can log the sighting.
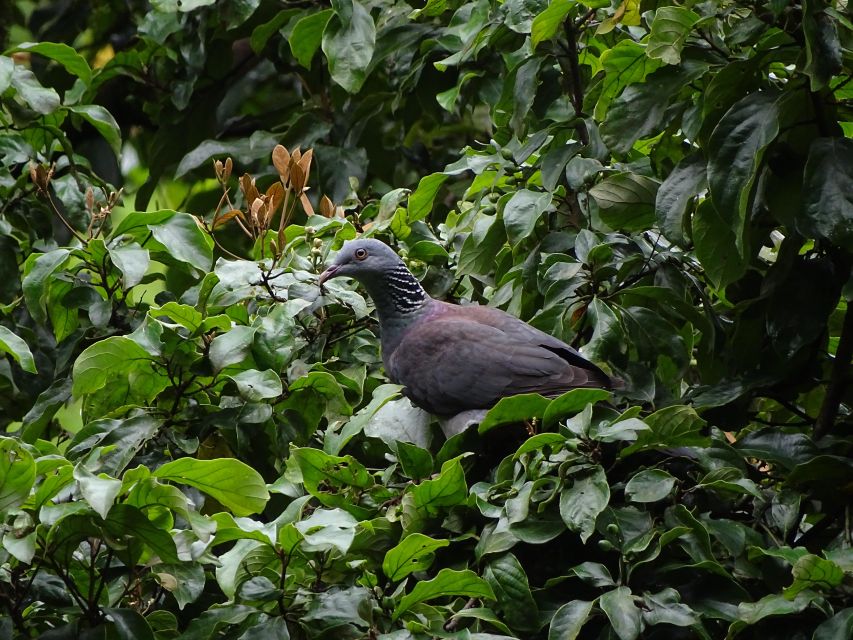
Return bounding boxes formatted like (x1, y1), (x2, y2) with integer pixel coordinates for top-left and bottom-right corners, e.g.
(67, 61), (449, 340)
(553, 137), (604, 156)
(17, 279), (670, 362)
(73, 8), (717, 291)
(0, 0), (851, 638)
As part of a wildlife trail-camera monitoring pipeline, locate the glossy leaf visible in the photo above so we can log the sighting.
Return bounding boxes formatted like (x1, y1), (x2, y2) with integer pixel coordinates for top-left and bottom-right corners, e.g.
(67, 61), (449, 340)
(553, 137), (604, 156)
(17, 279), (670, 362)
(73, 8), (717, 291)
(154, 457), (270, 516)
(322, 0), (376, 93)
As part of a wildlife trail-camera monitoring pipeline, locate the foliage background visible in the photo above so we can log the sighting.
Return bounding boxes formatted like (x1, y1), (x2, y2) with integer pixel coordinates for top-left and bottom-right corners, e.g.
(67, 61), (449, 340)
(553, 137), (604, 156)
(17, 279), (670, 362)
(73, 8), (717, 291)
(0, 0), (851, 638)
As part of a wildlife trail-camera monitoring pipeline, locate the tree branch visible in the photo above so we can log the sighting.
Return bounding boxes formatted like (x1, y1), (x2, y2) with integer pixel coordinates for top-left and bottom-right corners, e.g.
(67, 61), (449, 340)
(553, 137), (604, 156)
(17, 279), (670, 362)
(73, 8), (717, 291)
(558, 16), (588, 144)
(814, 301), (853, 439)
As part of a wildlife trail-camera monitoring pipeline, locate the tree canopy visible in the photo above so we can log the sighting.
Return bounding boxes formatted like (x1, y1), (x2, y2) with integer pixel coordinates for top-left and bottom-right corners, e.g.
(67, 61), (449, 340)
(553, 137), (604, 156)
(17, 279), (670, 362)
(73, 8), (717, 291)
(0, 0), (851, 638)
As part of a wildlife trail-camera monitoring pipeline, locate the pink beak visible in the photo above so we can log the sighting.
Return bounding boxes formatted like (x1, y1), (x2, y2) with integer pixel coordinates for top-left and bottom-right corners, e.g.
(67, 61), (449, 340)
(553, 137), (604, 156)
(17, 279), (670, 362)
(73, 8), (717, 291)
(318, 265), (339, 287)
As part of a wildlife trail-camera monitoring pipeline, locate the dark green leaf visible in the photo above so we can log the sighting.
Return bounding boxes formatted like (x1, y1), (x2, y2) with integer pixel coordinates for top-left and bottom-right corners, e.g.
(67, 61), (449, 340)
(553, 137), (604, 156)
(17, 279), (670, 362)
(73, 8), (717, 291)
(393, 568), (495, 620)
(599, 587), (641, 640)
(549, 600), (594, 640)
(654, 154), (706, 247)
(559, 465), (609, 542)
(589, 173), (658, 232)
(624, 469), (676, 503)
(799, 137), (853, 250)
(66, 105), (122, 156)
(707, 91), (781, 256)
(503, 189), (552, 243)
(321, 0), (376, 93)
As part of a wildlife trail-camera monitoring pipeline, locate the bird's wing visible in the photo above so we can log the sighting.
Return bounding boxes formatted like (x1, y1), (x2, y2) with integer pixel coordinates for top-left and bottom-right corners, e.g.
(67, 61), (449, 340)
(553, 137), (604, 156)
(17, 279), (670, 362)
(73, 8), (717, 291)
(387, 318), (606, 416)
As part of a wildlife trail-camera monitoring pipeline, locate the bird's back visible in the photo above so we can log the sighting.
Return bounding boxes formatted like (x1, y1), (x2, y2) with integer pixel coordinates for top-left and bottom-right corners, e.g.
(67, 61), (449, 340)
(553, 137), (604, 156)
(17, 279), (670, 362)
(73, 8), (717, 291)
(385, 299), (612, 416)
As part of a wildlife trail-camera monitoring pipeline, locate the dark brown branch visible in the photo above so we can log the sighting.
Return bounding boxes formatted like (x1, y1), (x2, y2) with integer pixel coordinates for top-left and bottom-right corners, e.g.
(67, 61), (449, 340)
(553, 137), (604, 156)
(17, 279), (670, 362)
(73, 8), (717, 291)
(559, 16), (588, 144)
(814, 302), (853, 439)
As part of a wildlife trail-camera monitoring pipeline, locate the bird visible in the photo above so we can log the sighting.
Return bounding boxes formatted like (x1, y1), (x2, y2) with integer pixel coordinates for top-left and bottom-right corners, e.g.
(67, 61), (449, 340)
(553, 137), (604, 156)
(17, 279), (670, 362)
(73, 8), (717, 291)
(319, 238), (615, 418)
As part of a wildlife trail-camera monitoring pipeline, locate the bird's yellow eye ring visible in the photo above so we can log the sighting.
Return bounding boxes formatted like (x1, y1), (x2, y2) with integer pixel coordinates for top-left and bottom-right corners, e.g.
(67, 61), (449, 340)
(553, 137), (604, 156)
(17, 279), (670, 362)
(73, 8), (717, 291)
(354, 248), (368, 260)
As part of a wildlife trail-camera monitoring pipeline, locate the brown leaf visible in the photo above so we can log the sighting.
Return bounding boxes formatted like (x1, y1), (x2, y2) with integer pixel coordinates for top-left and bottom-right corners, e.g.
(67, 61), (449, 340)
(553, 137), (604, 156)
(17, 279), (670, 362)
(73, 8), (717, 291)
(212, 209), (245, 229)
(240, 173), (259, 203)
(298, 148), (313, 187)
(214, 159), (224, 181)
(320, 195), (335, 217)
(266, 181), (284, 213)
(300, 192), (315, 216)
(224, 157), (233, 182)
(290, 162), (306, 193)
(85, 187), (95, 213)
(272, 145), (290, 180)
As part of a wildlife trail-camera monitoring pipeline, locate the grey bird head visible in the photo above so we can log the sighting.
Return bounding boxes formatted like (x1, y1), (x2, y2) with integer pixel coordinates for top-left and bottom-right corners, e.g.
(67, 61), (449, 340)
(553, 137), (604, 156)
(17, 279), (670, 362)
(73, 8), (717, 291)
(318, 238), (405, 287)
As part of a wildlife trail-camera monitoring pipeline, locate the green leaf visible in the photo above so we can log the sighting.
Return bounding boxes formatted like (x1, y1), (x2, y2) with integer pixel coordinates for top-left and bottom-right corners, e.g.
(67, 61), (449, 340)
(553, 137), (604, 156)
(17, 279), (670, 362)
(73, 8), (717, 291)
(622, 405), (707, 456)
(382, 533), (449, 581)
(154, 457), (270, 516)
(549, 600), (594, 640)
(624, 469), (676, 503)
(479, 393), (551, 433)
(531, 0), (576, 48)
(294, 507), (359, 554)
(148, 211), (213, 272)
(0, 437), (36, 512)
(543, 388), (611, 427)
(594, 40), (662, 121)
(72, 336), (153, 396)
(411, 456), (467, 514)
(0, 325), (37, 373)
(503, 189), (552, 243)
(589, 172), (658, 232)
(10, 64), (60, 113)
(393, 568), (494, 620)
(733, 592), (815, 629)
(802, 0), (842, 91)
(152, 563), (206, 610)
(600, 586), (641, 640)
(783, 554), (844, 598)
(799, 137), (853, 250)
(654, 154), (706, 247)
(814, 608), (853, 640)
(646, 7), (699, 65)
(104, 504), (180, 563)
(290, 10), (334, 68)
(209, 326), (255, 372)
(363, 398), (432, 449)
(22, 249), (70, 325)
(73, 464), (122, 519)
(153, 302), (204, 333)
(321, 0), (376, 93)
(692, 198), (748, 289)
(175, 131), (279, 177)
(707, 91), (781, 256)
(7, 42), (92, 85)
(559, 465), (609, 542)
(291, 447), (373, 497)
(395, 441), (434, 480)
(484, 553), (539, 632)
(228, 369), (283, 401)
(407, 173), (449, 222)
(105, 608), (156, 640)
(66, 105), (122, 156)
(641, 588), (698, 627)
(108, 243), (150, 289)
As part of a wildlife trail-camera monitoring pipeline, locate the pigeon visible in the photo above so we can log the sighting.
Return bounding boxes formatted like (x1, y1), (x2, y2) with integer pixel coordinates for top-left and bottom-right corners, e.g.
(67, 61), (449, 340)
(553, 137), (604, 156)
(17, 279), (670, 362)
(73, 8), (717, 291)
(319, 239), (614, 417)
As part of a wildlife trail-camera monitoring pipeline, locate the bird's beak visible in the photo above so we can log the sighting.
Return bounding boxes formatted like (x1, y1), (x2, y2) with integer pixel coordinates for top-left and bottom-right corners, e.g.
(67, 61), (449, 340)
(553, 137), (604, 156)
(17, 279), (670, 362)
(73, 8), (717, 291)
(318, 265), (339, 287)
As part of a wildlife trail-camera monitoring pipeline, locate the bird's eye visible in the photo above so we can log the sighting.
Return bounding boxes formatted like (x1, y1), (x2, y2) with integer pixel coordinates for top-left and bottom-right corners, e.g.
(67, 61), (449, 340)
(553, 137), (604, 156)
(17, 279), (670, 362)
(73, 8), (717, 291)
(354, 248), (368, 261)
